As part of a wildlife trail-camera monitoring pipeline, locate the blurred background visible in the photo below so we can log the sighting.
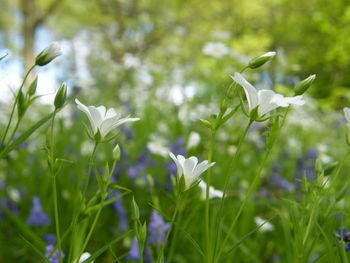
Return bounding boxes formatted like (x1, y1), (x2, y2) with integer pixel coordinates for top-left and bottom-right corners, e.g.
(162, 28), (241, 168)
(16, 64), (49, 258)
(1, 1), (350, 262)
(0, 0), (350, 108)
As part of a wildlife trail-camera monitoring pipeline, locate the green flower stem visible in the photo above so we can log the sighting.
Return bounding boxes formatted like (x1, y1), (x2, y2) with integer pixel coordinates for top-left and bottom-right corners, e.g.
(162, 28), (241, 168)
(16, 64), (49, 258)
(333, 149), (350, 185)
(82, 141), (99, 195)
(166, 193), (187, 263)
(158, 193), (183, 262)
(1, 64), (35, 146)
(340, 241), (349, 263)
(215, 109), (290, 261)
(5, 117), (21, 146)
(212, 119), (253, 260)
(218, 119), (253, 204)
(48, 110), (63, 263)
(302, 203), (317, 246)
(67, 141), (99, 263)
(76, 203), (103, 263)
(204, 130), (216, 262)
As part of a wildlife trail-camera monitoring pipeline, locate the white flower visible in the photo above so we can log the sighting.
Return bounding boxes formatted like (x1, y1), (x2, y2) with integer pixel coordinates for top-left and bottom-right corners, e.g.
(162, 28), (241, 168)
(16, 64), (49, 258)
(255, 217), (274, 232)
(75, 99), (139, 140)
(343, 107), (350, 127)
(198, 181), (223, 200)
(231, 72), (305, 119)
(77, 252), (93, 263)
(169, 152), (215, 190)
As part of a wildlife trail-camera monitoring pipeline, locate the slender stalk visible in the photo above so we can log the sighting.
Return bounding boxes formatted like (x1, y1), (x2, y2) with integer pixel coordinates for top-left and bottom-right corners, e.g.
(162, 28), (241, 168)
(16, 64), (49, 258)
(5, 117), (21, 146)
(48, 110), (62, 263)
(333, 150), (350, 184)
(215, 110), (290, 261)
(166, 193), (187, 263)
(1, 65), (35, 146)
(204, 130), (216, 262)
(212, 119), (253, 260)
(67, 141), (98, 263)
(302, 204), (316, 246)
(82, 142), (98, 195)
(158, 193), (182, 262)
(76, 204), (103, 262)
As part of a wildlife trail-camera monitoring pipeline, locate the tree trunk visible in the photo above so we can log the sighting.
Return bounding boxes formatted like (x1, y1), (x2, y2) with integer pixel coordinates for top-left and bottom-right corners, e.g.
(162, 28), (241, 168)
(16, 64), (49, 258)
(21, 0), (37, 81)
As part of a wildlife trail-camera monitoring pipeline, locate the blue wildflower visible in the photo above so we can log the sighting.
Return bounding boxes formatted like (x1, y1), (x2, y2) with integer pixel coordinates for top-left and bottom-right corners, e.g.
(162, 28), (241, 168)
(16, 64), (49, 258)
(26, 196), (50, 226)
(45, 244), (64, 263)
(109, 191), (128, 232)
(127, 149), (154, 180)
(0, 197), (19, 216)
(148, 210), (170, 246)
(43, 234), (56, 245)
(294, 148), (318, 186)
(127, 238), (140, 261)
(335, 227), (350, 251)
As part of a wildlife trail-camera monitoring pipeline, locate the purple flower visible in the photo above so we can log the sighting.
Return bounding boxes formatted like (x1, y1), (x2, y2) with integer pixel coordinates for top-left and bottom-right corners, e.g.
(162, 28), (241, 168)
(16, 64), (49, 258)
(127, 149), (155, 180)
(127, 238), (140, 261)
(335, 227), (350, 251)
(45, 244), (64, 263)
(26, 196), (50, 226)
(148, 210), (170, 246)
(0, 197), (19, 216)
(269, 173), (294, 192)
(43, 234), (56, 245)
(294, 148), (318, 186)
(109, 191), (128, 232)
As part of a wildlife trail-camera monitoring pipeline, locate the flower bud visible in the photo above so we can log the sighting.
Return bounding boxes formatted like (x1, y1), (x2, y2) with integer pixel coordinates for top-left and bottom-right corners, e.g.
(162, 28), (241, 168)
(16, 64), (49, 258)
(35, 43), (61, 66)
(113, 144), (121, 161)
(131, 196), (140, 220)
(17, 90), (27, 118)
(54, 83), (67, 110)
(294, 74), (316, 95)
(27, 76), (38, 96)
(248, 51), (276, 69)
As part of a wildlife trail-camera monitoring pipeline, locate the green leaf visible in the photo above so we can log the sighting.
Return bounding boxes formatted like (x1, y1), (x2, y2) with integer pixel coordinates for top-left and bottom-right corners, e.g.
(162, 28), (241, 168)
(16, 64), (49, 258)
(20, 235), (50, 263)
(1, 207), (46, 250)
(0, 111), (56, 159)
(81, 230), (132, 263)
(221, 223), (265, 258)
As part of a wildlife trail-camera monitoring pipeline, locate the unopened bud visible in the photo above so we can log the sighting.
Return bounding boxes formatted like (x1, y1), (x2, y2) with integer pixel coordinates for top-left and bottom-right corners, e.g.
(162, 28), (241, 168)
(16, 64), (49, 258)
(294, 74), (316, 95)
(17, 90), (27, 118)
(35, 43), (61, 66)
(131, 196), (140, 220)
(54, 83), (67, 110)
(27, 76), (38, 96)
(248, 51), (276, 69)
(113, 144), (121, 161)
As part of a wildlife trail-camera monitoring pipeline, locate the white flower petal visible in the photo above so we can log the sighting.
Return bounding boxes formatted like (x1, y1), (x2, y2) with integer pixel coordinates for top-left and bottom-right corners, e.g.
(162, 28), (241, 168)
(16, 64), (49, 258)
(193, 161), (215, 179)
(282, 95), (305, 106)
(88, 106), (104, 130)
(257, 90), (279, 116)
(177, 155), (186, 167)
(169, 152), (183, 177)
(96, 105), (106, 118)
(231, 72), (258, 113)
(100, 117), (139, 137)
(75, 99), (98, 134)
(105, 108), (118, 119)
